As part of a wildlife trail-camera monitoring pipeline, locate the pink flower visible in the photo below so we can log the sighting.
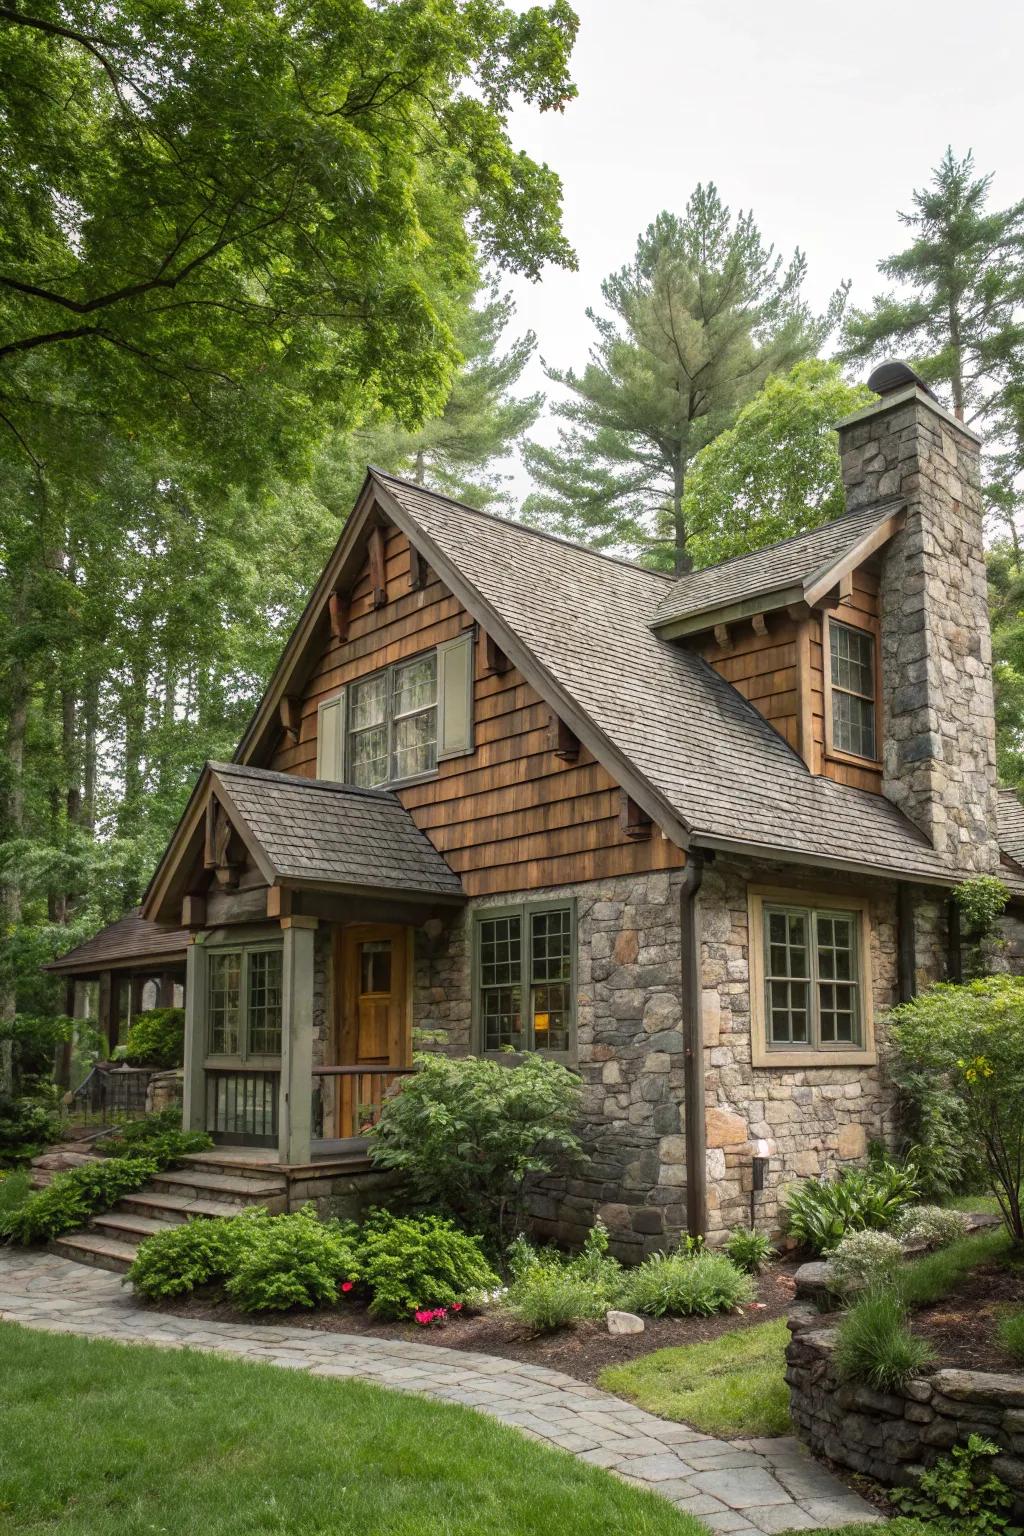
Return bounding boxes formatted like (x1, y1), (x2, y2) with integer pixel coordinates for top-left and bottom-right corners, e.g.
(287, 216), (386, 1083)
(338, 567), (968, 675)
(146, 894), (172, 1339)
(341, 1281), (354, 1294)
(414, 1310), (432, 1325)
(451, 1302), (463, 1312)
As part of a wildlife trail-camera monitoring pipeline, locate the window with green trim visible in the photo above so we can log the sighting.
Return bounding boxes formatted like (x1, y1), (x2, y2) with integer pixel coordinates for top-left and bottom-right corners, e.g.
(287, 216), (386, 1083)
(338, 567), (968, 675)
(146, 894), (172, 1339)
(207, 945), (283, 1058)
(474, 902), (575, 1055)
(763, 904), (862, 1050)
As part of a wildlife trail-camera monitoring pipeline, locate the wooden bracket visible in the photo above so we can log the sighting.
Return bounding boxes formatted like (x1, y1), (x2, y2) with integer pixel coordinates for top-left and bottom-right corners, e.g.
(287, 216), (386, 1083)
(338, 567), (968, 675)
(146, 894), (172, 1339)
(751, 613), (769, 637)
(279, 695), (302, 742)
(408, 543), (428, 591)
(266, 885), (292, 920)
(838, 570), (854, 601)
(181, 894), (206, 928)
(618, 790), (652, 841)
(481, 631), (511, 676)
(547, 713), (579, 762)
(204, 797), (240, 888)
(328, 589), (349, 643)
(713, 622), (732, 651)
(368, 525), (387, 609)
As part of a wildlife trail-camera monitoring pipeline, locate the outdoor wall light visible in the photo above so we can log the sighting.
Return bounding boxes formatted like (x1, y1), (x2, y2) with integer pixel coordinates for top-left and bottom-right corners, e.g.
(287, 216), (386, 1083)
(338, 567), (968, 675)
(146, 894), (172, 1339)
(752, 1155), (769, 1191)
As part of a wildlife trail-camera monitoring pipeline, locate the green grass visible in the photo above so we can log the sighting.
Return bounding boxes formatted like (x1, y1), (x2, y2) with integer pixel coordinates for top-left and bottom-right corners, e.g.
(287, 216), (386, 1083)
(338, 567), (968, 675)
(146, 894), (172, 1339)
(899, 1229), (1013, 1309)
(0, 1322), (704, 1536)
(946, 1191), (1005, 1215)
(598, 1318), (791, 1438)
(0, 1168), (30, 1216)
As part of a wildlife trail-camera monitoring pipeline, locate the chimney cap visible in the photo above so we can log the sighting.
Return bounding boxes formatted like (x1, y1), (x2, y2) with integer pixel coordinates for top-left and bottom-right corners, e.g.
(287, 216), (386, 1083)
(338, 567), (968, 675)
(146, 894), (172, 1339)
(867, 360), (939, 402)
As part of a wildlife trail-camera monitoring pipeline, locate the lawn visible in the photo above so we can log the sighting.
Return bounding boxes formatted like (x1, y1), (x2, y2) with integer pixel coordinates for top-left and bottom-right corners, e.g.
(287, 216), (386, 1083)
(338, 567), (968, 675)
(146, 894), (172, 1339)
(598, 1318), (791, 1438)
(0, 1323), (704, 1536)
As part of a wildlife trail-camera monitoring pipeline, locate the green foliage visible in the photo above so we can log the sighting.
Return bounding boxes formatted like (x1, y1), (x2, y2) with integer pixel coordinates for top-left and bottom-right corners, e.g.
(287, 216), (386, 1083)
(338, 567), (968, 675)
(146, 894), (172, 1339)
(368, 1052), (584, 1243)
(899, 1230), (1012, 1310)
(0, 1169), (31, 1219)
(835, 1288), (934, 1393)
(0, 1155), (158, 1244)
(683, 362), (874, 567)
(989, 553), (1024, 794)
(524, 184), (847, 573)
(122, 1008), (185, 1068)
(99, 1130), (212, 1165)
(225, 1210), (363, 1313)
(358, 1211), (499, 1321)
(828, 1231), (904, 1295)
(724, 1228), (776, 1275)
(889, 1060), (985, 1200)
(891, 1434), (1018, 1534)
(954, 878), (1012, 937)
(895, 1205), (970, 1249)
(889, 977), (1024, 1244)
(783, 1164), (919, 1255)
(0, 1014), (77, 1094)
(998, 1309), (1024, 1365)
(128, 1214), (267, 1300)
(0, 1096), (59, 1167)
(503, 1222), (626, 1331)
(623, 1250), (754, 1319)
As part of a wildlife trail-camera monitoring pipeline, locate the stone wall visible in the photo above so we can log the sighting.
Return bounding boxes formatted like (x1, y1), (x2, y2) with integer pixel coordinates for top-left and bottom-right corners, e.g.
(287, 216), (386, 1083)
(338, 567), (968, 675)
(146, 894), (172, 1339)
(787, 1303), (1024, 1517)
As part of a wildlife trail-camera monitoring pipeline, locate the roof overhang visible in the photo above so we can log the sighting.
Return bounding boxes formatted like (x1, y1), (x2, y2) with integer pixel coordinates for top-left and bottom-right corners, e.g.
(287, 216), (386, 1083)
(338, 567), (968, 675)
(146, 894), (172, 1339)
(43, 947), (189, 977)
(689, 828), (958, 890)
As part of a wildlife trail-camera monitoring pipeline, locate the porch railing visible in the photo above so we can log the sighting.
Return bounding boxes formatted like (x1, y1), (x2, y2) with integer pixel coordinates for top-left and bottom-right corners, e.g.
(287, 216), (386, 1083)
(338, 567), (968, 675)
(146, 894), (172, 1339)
(68, 1063), (155, 1125)
(206, 1068), (280, 1145)
(311, 1066), (416, 1140)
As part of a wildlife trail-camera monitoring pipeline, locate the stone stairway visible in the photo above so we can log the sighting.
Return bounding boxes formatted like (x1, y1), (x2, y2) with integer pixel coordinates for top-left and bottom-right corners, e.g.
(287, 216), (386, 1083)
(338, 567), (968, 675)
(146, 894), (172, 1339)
(50, 1153), (289, 1274)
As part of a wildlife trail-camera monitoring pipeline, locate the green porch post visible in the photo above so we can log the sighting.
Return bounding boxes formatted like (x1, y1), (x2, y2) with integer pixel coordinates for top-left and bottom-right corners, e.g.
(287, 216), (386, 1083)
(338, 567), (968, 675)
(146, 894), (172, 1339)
(279, 918), (316, 1166)
(181, 939), (208, 1133)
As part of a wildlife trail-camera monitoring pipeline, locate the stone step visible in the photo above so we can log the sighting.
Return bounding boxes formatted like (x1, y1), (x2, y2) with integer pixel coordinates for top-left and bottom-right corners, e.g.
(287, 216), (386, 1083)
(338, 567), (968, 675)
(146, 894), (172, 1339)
(177, 1152), (290, 1183)
(92, 1211), (175, 1242)
(50, 1231), (139, 1273)
(117, 1191), (245, 1224)
(150, 1168), (287, 1208)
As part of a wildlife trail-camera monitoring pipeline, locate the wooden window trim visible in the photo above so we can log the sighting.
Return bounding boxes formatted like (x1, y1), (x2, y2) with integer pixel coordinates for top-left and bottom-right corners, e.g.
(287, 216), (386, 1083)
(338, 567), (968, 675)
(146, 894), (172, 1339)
(346, 648), (439, 790)
(203, 939), (284, 1069)
(471, 898), (578, 1063)
(748, 885), (876, 1068)
(822, 611), (883, 771)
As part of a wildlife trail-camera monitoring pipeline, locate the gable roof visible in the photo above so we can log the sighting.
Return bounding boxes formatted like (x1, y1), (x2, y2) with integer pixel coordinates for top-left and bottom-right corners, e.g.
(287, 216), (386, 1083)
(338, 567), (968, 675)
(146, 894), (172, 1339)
(651, 501), (904, 636)
(998, 788), (1024, 866)
(44, 909), (188, 975)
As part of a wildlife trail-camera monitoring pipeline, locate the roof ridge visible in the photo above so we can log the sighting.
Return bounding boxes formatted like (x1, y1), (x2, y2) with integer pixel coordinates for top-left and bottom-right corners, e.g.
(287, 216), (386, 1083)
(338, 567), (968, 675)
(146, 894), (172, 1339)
(668, 498), (903, 588)
(211, 761), (400, 803)
(368, 467), (675, 583)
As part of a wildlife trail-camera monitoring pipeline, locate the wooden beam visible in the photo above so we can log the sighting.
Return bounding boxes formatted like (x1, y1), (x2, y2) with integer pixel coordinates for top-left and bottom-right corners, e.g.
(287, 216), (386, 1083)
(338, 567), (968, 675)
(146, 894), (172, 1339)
(618, 790), (652, 840)
(786, 600), (812, 622)
(838, 570), (854, 601)
(751, 613), (769, 637)
(279, 695), (302, 742)
(408, 543), (427, 590)
(546, 713), (579, 762)
(181, 894), (206, 928)
(266, 885), (292, 920)
(713, 623), (732, 651)
(328, 589), (349, 643)
(481, 631), (511, 676)
(368, 525), (387, 608)
(803, 508), (905, 607)
(795, 616), (815, 771)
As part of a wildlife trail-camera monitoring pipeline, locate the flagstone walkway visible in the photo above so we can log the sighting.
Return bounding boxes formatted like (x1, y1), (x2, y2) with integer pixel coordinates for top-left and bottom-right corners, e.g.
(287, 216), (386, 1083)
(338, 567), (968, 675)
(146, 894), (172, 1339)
(0, 1250), (878, 1534)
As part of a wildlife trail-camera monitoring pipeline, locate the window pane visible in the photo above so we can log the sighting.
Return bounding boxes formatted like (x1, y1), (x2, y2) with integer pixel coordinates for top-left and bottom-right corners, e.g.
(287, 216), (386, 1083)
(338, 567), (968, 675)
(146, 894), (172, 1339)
(530, 908), (572, 983)
(247, 950), (282, 1055)
(350, 724), (388, 788)
(482, 985), (522, 1051)
(209, 952), (241, 1054)
(359, 940), (391, 995)
(393, 656), (437, 717)
(393, 709), (437, 780)
(532, 981), (571, 1052)
(350, 675), (387, 731)
(816, 909), (860, 1045)
(480, 916), (522, 987)
(830, 623), (876, 758)
(832, 689), (876, 759)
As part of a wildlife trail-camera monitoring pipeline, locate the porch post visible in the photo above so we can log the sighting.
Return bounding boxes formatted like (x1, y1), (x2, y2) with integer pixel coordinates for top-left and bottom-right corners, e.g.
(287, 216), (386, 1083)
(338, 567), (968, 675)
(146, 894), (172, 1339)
(279, 917), (317, 1166)
(181, 939), (208, 1133)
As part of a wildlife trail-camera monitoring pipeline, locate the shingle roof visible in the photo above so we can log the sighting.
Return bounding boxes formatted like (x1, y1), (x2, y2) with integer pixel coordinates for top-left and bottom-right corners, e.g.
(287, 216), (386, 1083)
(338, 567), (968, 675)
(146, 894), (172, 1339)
(44, 910), (189, 975)
(998, 789), (1024, 867)
(651, 502), (901, 631)
(371, 471), (960, 884)
(211, 763), (463, 901)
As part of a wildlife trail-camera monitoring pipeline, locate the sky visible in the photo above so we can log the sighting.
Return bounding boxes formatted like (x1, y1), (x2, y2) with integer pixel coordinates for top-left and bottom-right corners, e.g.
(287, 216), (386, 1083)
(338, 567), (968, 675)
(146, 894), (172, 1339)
(498, 0), (1024, 498)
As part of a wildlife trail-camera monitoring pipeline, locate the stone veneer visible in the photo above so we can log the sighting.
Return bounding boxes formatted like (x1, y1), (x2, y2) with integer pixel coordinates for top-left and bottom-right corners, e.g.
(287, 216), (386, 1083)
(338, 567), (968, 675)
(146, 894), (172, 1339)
(839, 389), (1000, 872)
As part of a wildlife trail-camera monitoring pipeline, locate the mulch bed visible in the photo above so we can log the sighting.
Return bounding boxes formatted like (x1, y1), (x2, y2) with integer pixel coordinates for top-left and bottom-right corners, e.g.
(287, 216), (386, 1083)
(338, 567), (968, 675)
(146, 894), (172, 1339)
(912, 1256), (1024, 1374)
(158, 1263), (798, 1384)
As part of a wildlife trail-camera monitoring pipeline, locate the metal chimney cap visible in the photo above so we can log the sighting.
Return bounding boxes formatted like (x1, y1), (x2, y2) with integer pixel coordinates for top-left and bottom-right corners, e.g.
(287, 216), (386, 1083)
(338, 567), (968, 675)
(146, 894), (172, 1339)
(867, 360), (939, 402)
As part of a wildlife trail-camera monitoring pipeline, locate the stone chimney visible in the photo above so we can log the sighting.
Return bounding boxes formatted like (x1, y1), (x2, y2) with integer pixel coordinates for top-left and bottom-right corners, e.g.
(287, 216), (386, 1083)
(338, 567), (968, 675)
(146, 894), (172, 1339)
(836, 362), (999, 873)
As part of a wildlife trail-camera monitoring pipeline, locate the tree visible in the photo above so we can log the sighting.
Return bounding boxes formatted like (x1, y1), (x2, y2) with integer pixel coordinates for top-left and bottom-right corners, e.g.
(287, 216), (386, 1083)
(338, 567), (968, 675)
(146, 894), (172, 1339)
(524, 184), (847, 572)
(987, 543), (1024, 791)
(682, 361), (873, 567)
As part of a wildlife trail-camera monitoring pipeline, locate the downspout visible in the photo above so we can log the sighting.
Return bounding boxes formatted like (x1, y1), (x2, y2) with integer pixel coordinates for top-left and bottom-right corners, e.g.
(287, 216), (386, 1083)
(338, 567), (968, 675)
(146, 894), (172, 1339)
(896, 883), (916, 1003)
(681, 850), (706, 1240)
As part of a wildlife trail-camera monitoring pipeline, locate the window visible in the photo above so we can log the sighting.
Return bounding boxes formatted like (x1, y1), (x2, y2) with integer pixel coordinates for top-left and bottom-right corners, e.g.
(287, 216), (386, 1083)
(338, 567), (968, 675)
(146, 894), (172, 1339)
(348, 654), (438, 788)
(474, 902), (576, 1056)
(829, 620), (876, 760)
(748, 886), (876, 1067)
(207, 945), (282, 1058)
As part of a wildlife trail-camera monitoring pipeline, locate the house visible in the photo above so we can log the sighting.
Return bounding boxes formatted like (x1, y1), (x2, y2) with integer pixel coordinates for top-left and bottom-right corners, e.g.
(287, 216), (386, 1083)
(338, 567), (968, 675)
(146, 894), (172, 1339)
(49, 361), (1024, 1256)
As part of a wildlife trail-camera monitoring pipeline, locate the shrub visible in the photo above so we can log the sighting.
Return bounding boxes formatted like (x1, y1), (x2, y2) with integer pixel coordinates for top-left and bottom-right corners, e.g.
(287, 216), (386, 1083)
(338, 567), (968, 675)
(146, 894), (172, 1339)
(121, 1008), (186, 1068)
(358, 1211), (499, 1320)
(725, 1228), (775, 1274)
(624, 1250), (754, 1318)
(834, 1288), (934, 1392)
(368, 1052), (583, 1244)
(891, 1433), (1017, 1533)
(889, 975), (1024, 1244)
(100, 1129), (212, 1164)
(0, 1169), (31, 1219)
(783, 1162), (919, 1255)
(895, 1204), (970, 1250)
(507, 1264), (611, 1331)
(0, 1096), (59, 1167)
(901, 1230), (1012, 1310)
(129, 1213), (267, 1299)
(0, 1156), (158, 1244)
(997, 1310), (1024, 1365)
(225, 1210), (362, 1313)
(828, 1230), (904, 1295)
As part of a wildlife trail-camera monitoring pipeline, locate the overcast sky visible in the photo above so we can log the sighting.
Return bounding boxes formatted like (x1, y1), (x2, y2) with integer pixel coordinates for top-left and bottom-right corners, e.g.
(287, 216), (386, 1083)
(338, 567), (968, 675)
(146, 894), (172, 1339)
(499, 0), (1024, 499)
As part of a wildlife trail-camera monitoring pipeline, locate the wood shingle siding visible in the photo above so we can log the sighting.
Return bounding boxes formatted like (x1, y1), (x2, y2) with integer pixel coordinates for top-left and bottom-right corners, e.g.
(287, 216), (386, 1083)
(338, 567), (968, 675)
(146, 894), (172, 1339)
(270, 527), (684, 896)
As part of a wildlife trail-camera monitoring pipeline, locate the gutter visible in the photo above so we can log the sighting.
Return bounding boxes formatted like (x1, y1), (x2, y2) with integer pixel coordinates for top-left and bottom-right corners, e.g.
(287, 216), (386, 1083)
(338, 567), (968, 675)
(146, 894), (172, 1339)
(681, 851), (707, 1239)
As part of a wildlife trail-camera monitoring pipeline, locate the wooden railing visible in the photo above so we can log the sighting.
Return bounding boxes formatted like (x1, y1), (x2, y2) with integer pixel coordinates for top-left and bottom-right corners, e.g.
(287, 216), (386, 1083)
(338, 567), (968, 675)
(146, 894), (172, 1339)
(206, 1068), (280, 1145)
(311, 1066), (416, 1140)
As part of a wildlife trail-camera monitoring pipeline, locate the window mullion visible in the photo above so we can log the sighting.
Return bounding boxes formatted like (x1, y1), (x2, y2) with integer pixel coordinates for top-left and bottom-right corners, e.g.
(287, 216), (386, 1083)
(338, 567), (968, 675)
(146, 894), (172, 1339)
(239, 949), (250, 1063)
(809, 910), (821, 1050)
(520, 904), (532, 1052)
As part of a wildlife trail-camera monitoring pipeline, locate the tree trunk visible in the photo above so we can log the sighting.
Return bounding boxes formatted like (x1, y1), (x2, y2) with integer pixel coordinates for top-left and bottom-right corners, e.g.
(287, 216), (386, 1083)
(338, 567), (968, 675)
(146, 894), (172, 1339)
(673, 429), (692, 577)
(0, 662), (29, 1092)
(413, 448), (426, 486)
(82, 678), (98, 834)
(949, 303), (965, 421)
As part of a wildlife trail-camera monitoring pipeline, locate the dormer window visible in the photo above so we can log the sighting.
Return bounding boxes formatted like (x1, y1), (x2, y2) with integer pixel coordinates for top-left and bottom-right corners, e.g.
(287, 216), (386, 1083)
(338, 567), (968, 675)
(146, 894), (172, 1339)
(828, 619), (877, 761)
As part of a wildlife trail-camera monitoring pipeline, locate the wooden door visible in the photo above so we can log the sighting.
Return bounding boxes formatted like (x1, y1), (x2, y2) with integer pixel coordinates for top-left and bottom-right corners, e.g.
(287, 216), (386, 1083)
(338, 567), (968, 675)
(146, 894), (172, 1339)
(336, 925), (410, 1136)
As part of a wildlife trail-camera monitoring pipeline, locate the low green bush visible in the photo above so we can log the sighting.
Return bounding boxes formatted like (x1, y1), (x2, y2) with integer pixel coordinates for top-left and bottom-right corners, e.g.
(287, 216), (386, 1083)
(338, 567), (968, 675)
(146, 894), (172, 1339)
(829, 1230), (904, 1295)
(900, 1230), (1011, 1310)
(895, 1204), (970, 1249)
(834, 1288), (934, 1392)
(890, 1433), (1017, 1533)
(0, 1168), (31, 1219)
(0, 1095), (59, 1167)
(122, 1008), (185, 1069)
(506, 1264), (611, 1331)
(129, 1213), (267, 1299)
(100, 1129), (212, 1164)
(997, 1309), (1024, 1365)
(783, 1162), (919, 1255)
(226, 1209), (363, 1312)
(725, 1228), (775, 1274)
(359, 1211), (499, 1320)
(0, 1156), (158, 1244)
(624, 1250), (754, 1318)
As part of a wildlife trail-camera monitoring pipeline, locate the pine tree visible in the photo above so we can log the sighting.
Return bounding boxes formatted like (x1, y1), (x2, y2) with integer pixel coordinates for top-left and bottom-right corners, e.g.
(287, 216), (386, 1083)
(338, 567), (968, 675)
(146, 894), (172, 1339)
(524, 185), (847, 573)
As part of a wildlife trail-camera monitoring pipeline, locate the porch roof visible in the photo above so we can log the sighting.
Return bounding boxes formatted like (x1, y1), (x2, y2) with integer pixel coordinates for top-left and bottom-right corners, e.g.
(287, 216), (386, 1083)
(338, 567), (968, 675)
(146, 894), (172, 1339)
(44, 909), (189, 976)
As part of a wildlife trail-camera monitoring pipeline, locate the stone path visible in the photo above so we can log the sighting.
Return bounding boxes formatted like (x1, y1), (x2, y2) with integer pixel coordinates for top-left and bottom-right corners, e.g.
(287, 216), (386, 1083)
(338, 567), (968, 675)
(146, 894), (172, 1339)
(0, 1250), (878, 1534)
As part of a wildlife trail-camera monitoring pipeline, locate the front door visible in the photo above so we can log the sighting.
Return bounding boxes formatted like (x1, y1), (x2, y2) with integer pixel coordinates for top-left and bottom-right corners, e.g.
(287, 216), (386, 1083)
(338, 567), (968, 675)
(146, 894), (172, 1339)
(336, 924), (410, 1136)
